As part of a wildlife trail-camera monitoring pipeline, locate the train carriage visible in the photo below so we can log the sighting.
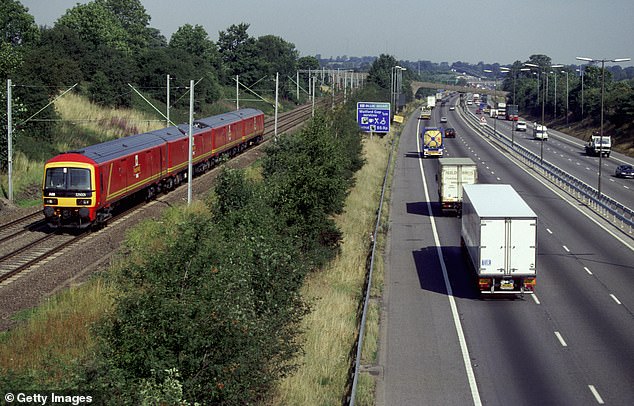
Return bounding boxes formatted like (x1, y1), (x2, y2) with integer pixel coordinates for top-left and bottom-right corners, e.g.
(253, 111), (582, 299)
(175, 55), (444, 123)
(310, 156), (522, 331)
(43, 109), (265, 229)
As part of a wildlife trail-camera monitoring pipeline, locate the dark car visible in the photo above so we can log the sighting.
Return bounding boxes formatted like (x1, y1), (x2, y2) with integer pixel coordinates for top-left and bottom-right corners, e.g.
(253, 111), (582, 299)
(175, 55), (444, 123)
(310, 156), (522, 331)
(615, 164), (634, 178)
(445, 127), (456, 138)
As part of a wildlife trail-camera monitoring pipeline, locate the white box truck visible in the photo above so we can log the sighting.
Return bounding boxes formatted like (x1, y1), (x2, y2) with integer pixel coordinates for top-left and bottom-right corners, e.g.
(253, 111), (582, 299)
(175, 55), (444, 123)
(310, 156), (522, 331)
(533, 122), (548, 140)
(461, 184), (537, 295)
(437, 158), (478, 215)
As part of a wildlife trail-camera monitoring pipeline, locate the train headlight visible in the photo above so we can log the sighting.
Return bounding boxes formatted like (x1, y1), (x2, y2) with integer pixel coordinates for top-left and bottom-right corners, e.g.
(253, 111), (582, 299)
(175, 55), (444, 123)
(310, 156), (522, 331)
(76, 199), (91, 205)
(44, 198), (58, 205)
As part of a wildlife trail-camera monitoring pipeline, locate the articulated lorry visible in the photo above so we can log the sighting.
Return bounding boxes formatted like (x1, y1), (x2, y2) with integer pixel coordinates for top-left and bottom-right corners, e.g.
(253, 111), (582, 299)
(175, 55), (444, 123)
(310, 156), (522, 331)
(421, 127), (444, 158)
(496, 102), (507, 119)
(437, 158), (478, 215)
(461, 184), (537, 295)
(585, 134), (611, 157)
(506, 104), (519, 121)
(420, 106), (432, 120)
(533, 123), (548, 140)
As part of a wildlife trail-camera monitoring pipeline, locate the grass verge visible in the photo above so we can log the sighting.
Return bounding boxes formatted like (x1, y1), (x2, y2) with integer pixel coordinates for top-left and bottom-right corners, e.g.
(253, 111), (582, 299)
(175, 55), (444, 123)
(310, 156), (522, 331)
(270, 128), (396, 405)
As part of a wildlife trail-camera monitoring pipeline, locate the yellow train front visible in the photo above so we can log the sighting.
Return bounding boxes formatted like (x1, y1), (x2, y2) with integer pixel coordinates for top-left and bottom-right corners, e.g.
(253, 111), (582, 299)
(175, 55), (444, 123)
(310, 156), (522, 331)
(42, 154), (99, 229)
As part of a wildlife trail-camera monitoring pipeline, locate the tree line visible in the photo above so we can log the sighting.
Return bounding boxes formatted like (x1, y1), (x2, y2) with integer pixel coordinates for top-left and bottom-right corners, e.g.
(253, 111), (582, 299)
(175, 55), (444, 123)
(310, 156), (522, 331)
(496, 55), (634, 132)
(0, 0), (320, 169)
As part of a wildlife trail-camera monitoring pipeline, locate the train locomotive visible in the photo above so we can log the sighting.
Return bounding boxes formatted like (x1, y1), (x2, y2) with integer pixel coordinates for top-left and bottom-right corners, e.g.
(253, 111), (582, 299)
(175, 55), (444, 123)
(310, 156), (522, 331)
(42, 108), (265, 229)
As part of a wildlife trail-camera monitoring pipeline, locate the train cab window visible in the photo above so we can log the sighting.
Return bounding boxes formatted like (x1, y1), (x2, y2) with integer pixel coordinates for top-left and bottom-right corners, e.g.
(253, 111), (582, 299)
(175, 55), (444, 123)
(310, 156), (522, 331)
(69, 168), (91, 190)
(45, 168), (67, 189)
(45, 167), (91, 190)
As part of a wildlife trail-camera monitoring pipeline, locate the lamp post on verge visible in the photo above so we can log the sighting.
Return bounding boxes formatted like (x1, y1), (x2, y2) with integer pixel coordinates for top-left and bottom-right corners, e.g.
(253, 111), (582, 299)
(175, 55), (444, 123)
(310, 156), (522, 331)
(483, 69), (495, 136)
(484, 69), (507, 137)
(576, 56), (631, 197)
(524, 63), (561, 163)
(391, 66), (405, 117)
(524, 63), (546, 163)
(390, 66), (398, 117)
(561, 70), (569, 126)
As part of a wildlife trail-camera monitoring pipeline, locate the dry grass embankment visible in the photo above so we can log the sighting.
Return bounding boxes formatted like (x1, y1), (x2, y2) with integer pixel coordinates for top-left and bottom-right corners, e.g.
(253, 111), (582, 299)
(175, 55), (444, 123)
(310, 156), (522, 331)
(271, 132), (393, 406)
(0, 280), (113, 382)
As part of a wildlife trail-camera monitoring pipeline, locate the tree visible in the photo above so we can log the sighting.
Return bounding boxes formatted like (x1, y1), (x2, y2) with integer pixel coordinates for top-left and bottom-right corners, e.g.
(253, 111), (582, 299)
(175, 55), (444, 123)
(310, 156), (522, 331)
(217, 23), (263, 85)
(0, 0), (40, 46)
(298, 55), (320, 71)
(96, 0), (152, 51)
(169, 24), (222, 74)
(256, 35), (298, 95)
(55, 2), (130, 54)
(367, 54), (397, 90)
(0, 0), (43, 169)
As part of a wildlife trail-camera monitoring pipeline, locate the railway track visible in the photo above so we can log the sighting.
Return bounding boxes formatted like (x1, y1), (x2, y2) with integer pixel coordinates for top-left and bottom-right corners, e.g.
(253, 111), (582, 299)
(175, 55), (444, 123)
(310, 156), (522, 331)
(0, 100), (331, 287)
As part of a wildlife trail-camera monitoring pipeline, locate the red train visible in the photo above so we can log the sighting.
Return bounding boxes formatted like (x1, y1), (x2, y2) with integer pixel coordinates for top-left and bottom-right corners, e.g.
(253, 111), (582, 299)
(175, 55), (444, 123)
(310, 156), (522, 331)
(42, 108), (265, 229)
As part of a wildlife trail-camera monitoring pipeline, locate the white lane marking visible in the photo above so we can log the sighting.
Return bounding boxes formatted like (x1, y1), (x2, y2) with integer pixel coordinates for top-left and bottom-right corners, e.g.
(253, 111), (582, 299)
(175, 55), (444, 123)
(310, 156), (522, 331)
(417, 120), (482, 406)
(554, 331), (568, 347)
(609, 294), (622, 305)
(563, 245), (570, 252)
(546, 228), (553, 234)
(584, 267), (593, 275)
(531, 294), (541, 305)
(588, 385), (605, 404)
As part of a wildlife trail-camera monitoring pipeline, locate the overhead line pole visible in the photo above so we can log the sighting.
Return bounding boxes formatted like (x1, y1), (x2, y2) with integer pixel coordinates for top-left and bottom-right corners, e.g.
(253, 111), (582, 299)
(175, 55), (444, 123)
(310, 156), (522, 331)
(187, 80), (194, 204)
(7, 79), (12, 202)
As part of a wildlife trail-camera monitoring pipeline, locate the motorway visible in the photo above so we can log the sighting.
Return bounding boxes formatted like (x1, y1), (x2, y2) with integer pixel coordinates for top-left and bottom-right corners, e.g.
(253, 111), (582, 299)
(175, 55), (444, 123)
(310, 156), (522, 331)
(376, 98), (634, 405)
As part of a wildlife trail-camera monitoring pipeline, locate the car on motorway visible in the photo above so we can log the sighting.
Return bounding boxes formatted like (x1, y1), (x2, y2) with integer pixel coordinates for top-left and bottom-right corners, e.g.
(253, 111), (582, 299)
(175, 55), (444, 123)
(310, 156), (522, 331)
(475, 108), (482, 114)
(449, 105), (455, 111)
(445, 127), (456, 138)
(516, 121), (527, 132)
(615, 164), (634, 178)
(440, 116), (448, 123)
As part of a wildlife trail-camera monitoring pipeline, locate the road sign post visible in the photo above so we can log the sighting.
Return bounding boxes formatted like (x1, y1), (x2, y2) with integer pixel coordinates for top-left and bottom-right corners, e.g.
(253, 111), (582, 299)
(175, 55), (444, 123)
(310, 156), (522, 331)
(357, 102), (390, 134)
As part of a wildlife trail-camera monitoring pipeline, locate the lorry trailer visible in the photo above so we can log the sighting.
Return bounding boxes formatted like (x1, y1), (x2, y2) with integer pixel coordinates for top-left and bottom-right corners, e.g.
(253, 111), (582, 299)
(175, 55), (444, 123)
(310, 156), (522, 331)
(437, 158), (478, 215)
(461, 184), (537, 295)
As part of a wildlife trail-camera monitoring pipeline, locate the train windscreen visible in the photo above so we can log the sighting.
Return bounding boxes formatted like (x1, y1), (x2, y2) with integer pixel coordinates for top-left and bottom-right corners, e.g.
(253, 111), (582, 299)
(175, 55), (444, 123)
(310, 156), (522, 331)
(45, 168), (91, 191)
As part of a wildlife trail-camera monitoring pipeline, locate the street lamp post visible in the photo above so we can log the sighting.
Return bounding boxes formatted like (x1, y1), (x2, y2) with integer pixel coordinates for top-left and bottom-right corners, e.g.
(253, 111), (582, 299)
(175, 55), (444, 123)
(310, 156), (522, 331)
(561, 70), (569, 126)
(483, 69), (496, 136)
(524, 63), (562, 164)
(484, 69), (507, 138)
(505, 67), (530, 147)
(576, 56), (631, 196)
(391, 66), (400, 116)
(391, 66), (406, 116)
(553, 71), (557, 119)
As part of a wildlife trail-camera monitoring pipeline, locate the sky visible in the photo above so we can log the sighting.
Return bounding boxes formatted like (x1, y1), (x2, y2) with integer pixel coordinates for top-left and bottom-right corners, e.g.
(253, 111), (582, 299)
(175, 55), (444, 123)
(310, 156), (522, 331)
(19, 0), (634, 68)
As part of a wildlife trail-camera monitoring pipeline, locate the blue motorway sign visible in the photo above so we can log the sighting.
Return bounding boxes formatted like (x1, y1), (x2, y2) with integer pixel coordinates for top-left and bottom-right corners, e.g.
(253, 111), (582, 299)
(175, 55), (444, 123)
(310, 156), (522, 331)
(357, 102), (390, 133)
